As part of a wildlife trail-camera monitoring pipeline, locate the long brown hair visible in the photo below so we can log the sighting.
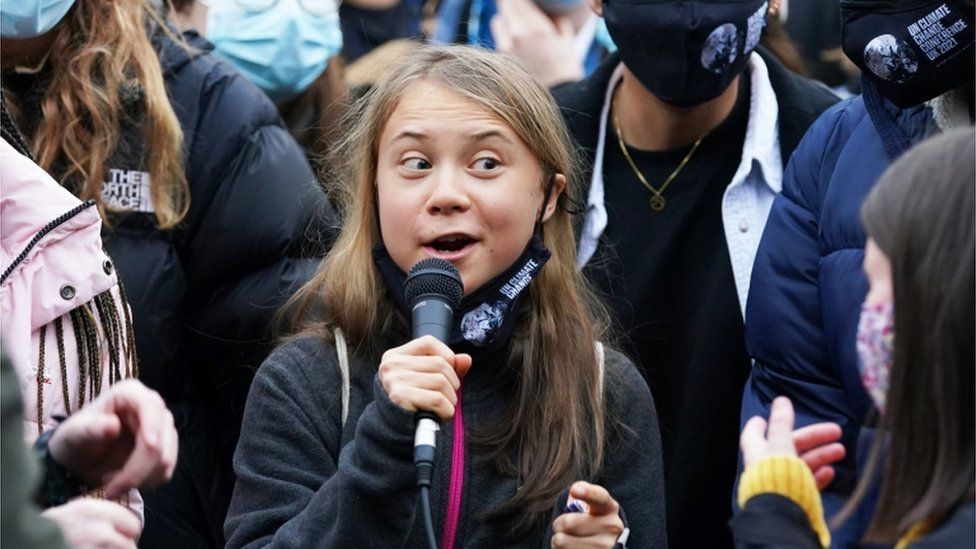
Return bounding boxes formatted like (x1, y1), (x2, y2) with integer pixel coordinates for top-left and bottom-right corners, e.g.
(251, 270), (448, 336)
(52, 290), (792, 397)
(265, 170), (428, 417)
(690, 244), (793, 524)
(5, 0), (189, 229)
(846, 128), (976, 543)
(287, 45), (610, 536)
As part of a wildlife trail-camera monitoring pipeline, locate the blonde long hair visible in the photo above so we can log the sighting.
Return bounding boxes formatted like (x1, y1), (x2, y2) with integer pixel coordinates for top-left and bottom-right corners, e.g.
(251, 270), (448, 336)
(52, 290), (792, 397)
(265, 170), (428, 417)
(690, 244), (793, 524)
(5, 0), (188, 229)
(289, 46), (610, 536)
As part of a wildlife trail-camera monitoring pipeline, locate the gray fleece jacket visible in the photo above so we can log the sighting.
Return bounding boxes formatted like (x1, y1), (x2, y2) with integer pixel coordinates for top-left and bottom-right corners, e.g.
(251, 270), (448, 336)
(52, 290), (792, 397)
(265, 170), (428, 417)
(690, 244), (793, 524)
(224, 334), (667, 548)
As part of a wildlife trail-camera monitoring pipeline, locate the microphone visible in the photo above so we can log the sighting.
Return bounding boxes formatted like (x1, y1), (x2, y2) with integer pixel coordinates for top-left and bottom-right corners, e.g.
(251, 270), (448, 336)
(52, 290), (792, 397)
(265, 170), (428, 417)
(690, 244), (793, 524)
(404, 258), (462, 549)
(404, 258), (463, 458)
(404, 257), (463, 342)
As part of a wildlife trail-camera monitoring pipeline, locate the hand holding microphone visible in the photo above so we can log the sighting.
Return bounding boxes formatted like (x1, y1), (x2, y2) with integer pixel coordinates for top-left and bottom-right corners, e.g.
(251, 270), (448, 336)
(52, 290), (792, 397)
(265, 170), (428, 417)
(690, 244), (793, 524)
(378, 336), (471, 421)
(378, 257), (471, 421)
(377, 258), (468, 549)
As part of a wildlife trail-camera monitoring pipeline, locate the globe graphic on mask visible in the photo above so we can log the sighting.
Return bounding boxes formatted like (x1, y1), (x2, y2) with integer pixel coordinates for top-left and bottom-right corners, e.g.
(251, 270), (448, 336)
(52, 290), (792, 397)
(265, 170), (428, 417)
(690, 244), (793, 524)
(461, 302), (507, 345)
(701, 23), (741, 74)
(864, 34), (919, 84)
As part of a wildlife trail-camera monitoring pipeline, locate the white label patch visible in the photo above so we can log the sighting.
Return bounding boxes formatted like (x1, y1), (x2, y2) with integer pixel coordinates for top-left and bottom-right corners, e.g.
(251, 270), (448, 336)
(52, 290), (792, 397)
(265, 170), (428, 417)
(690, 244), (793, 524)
(102, 169), (155, 213)
(499, 258), (540, 300)
(906, 3), (968, 62)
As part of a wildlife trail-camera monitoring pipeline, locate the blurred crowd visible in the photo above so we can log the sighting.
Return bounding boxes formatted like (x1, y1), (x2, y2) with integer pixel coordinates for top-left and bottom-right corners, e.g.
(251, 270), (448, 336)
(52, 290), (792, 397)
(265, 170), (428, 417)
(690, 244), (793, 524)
(1, 0), (972, 548)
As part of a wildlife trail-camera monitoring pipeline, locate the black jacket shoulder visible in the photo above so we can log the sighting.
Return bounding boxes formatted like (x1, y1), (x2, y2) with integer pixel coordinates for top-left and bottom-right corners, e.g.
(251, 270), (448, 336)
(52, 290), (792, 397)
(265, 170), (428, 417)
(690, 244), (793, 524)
(109, 29), (338, 399)
(760, 49), (839, 165)
(154, 30), (337, 242)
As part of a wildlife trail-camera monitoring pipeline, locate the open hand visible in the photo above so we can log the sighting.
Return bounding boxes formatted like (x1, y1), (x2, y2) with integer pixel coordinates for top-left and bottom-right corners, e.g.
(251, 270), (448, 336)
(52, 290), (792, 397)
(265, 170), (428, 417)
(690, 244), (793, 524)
(551, 481), (625, 548)
(740, 397), (846, 490)
(491, 0), (584, 87)
(48, 379), (177, 499)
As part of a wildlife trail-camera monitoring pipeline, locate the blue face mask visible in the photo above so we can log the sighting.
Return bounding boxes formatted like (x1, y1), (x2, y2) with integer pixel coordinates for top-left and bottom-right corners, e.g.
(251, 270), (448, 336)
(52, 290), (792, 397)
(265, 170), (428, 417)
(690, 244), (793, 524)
(1, 0), (76, 39)
(206, 0), (343, 103)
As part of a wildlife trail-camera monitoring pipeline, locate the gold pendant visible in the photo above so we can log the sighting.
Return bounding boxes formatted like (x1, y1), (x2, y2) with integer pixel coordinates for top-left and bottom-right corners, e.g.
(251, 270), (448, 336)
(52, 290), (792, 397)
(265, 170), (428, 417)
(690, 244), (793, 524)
(650, 194), (666, 211)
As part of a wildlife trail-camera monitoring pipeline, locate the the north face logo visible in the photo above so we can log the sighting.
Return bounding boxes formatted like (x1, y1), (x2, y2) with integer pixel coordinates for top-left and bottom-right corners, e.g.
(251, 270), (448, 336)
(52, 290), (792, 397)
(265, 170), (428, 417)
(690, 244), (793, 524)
(102, 168), (154, 213)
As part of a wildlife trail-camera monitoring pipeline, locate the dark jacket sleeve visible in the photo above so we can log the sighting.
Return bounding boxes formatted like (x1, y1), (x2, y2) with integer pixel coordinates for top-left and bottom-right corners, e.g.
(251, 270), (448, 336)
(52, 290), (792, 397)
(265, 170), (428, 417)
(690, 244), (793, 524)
(224, 341), (420, 548)
(0, 353), (67, 549)
(732, 494), (822, 549)
(740, 102), (864, 519)
(173, 59), (339, 376)
(593, 350), (668, 548)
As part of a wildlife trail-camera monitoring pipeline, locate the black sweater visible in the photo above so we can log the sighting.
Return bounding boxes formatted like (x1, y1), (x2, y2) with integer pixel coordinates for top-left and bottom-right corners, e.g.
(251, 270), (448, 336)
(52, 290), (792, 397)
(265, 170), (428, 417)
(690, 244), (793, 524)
(225, 335), (667, 548)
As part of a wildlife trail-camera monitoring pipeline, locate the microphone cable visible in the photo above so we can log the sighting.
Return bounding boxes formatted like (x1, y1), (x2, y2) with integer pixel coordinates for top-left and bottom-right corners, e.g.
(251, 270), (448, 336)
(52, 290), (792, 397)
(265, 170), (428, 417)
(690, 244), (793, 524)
(415, 411), (439, 549)
(404, 258), (462, 549)
(419, 486), (437, 549)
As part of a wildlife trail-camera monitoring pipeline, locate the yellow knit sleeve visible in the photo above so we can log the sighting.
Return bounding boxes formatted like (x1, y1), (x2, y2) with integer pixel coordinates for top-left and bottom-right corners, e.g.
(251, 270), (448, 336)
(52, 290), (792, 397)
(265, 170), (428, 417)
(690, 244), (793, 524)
(737, 454), (831, 548)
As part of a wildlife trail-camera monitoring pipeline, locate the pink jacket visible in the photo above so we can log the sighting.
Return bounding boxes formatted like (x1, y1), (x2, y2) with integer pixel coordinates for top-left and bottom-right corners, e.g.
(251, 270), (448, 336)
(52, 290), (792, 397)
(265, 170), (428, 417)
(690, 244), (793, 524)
(0, 138), (142, 519)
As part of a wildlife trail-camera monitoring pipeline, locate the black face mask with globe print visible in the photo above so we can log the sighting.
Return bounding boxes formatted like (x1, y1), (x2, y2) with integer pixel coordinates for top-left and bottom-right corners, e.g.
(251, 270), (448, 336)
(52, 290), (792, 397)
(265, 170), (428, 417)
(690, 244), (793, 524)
(373, 236), (551, 357)
(841, 0), (974, 109)
(603, 0), (769, 107)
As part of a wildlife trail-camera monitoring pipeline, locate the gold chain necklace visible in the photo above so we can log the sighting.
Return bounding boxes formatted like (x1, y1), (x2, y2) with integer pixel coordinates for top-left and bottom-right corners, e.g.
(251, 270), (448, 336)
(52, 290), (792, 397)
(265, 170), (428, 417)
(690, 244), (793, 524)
(613, 111), (708, 212)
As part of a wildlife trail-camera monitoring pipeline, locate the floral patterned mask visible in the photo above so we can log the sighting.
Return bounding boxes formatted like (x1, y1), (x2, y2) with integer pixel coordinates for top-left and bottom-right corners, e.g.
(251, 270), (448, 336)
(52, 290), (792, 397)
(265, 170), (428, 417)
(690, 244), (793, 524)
(856, 300), (895, 414)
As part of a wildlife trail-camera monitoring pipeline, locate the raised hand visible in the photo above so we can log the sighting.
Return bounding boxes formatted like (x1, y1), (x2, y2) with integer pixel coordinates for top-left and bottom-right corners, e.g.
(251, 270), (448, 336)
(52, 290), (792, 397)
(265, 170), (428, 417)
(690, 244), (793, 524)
(792, 421), (846, 489)
(491, 0), (584, 88)
(740, 396), (846, 490)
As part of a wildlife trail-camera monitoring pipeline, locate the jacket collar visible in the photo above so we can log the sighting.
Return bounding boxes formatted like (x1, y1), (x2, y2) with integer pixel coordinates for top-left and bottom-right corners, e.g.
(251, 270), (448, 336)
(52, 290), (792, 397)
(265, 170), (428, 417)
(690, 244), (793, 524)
(861, 75), (945, 161)
(741, 51), (783, 195)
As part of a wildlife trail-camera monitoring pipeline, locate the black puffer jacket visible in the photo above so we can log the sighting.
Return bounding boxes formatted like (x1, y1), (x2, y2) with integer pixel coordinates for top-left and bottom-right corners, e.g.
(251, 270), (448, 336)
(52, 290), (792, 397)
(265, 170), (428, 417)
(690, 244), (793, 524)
(113, 30), (337, 401)
(139, 30), (337, 547)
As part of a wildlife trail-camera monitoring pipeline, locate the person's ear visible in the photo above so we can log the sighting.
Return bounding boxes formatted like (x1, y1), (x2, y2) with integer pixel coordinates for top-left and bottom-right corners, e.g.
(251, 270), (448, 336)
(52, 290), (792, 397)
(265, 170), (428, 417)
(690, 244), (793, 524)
(588, 0), (603, 18)
(540, 173), (567, 223)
